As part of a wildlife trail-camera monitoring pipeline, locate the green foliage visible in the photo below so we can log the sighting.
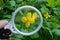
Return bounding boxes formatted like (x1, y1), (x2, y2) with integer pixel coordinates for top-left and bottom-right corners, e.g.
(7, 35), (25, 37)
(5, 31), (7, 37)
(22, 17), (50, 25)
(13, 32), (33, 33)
(10, 0), (16, 6)
(0, 0), (60, 40)
(46, 0), (56, 7)
(46, 0), (60, 7)
(15, 0), (22, 3)
(14, 10), (40, 33)
(30, 33), (39, 39)
(0, 0), (4, 5)
(41, 6), (49, 13)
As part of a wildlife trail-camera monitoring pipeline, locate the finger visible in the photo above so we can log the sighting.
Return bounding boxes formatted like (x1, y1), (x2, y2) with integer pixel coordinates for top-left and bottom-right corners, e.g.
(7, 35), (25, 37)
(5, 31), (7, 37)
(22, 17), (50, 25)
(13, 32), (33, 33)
(0, 38), (10, 40)
(0, 20), (8, 29)
(7, 38), (10, 40)
(0, 39), (1, 40)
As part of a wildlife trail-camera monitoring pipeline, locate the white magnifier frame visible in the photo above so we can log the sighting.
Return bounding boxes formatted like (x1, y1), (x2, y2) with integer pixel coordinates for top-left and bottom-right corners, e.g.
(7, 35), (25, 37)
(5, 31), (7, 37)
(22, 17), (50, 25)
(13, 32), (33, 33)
(4, 5), (43, 36)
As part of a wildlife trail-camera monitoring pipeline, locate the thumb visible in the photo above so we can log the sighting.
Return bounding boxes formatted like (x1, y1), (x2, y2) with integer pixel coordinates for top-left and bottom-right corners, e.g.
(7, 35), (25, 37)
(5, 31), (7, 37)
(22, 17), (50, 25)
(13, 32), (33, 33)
(0, 20), (8, 29)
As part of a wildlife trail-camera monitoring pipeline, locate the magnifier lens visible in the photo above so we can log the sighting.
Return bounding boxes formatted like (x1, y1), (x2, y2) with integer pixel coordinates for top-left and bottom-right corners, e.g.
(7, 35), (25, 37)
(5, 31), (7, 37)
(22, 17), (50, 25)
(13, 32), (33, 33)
(14, 8), (40, 33)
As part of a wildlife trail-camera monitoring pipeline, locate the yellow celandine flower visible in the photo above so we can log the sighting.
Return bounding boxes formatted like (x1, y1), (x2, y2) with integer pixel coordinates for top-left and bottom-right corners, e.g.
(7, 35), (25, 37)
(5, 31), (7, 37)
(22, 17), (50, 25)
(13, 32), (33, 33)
(26, 12), (32, 18)
(32, 12), (39, 19)
(25, 22), (30, 28)
(21, 17), (27, 23)
(26, 12), (36, 24)
(21, 12), (39, 28)
(44, 12), (51, 19)
(29, 18), (35, 24)
(27, 17), (35, 24)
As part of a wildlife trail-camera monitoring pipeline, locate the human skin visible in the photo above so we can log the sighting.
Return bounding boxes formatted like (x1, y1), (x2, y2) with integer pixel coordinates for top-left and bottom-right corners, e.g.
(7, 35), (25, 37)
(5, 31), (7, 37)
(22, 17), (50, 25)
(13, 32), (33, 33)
(0, 20), (10, 40)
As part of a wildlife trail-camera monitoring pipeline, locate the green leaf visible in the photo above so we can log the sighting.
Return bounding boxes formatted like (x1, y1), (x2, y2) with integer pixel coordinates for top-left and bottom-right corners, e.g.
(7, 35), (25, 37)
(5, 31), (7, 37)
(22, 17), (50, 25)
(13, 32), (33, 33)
(56, 0), (60, 6)
(30, 33), (39, 39)
(41, 6), (49, 13)
(46, 0), (56, 7)
(11, 37), (22, 40)
(52, 29), (58, 33)
(53, 7), (60, 15)
(15, 24), (21, 30)
(44, 27), (53, 39)
(0, 0), (4, 5)
(10, 1), (16, 6)
(11, 34), (24, 40)
(15, 0), (22, 3)
(21, 28), (28, 32)
(3, 15), (11, 18)
(13, 39), (21, 40)
(15, 35), (24, 38)
(55, 30), (60, 36)
(52, 29), (60, 36)
(27, 0), (34, 2)
(15, 14), (21, 23)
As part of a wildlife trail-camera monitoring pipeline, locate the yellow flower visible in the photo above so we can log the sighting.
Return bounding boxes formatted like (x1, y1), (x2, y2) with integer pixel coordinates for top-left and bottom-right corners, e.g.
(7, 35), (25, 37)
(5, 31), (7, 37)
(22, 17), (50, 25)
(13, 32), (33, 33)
(26, 12), (32, 17)
(30, 18), (35, 24)
(21, 17), (27, 23)
(25, 22), (30, 28)
(44, 12), (51, 19)
(26, 12), (32, 20)
(32, 12), (39, 19)
(27, 17), (35, 24)
(26, 12), (35, 24)
(21, 12), (39, 28)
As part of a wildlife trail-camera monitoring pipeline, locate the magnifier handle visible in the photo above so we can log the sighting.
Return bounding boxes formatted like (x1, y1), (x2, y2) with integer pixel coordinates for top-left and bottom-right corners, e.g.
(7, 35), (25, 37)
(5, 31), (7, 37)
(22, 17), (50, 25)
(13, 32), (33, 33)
(4, 21), (18, 34)
(0, 28), (11, 39)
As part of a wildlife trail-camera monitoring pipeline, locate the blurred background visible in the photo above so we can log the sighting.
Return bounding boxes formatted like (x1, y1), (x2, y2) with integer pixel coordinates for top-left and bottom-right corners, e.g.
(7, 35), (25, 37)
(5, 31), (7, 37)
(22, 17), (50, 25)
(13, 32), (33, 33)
(0, 0), (60, 40)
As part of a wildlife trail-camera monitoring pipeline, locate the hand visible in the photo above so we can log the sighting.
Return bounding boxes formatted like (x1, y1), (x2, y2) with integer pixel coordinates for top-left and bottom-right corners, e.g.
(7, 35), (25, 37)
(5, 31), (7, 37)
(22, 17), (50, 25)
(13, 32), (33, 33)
(0, 20), (10, 40)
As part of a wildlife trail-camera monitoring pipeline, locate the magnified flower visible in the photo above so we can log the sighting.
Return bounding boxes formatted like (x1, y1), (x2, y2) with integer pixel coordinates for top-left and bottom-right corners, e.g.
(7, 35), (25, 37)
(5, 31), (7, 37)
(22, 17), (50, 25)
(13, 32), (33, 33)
(26, 12), (32, 19)
(25, 22), (30, 28)
(29, 18), (35, 24)
(32, 12), (39, 19)
(21, 12), (39, 28)
(44, 12), (51, 19)
(21, 17), (27, 23)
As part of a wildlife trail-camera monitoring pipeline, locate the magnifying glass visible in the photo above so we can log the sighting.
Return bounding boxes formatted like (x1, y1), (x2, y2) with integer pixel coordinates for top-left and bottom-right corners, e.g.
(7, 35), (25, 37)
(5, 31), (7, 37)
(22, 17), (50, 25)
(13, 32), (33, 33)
(4, 5), (43, 36)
